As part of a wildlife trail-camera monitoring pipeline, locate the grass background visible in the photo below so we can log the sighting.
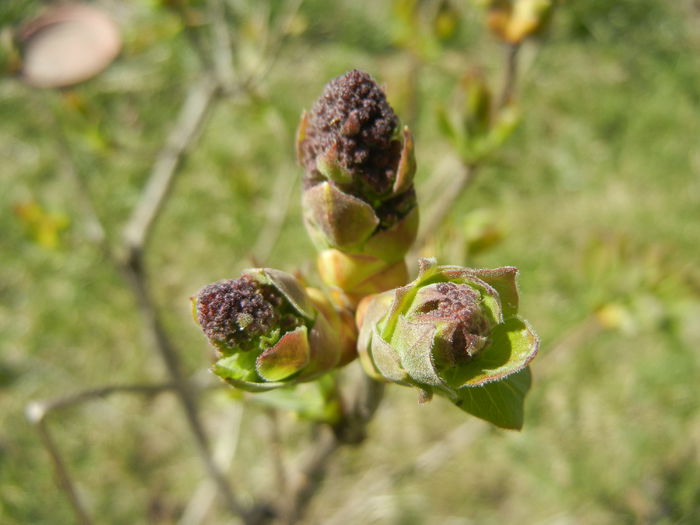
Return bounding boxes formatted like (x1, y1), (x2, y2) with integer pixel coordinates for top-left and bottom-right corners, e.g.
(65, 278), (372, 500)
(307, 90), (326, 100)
(1, 0), (699, 523)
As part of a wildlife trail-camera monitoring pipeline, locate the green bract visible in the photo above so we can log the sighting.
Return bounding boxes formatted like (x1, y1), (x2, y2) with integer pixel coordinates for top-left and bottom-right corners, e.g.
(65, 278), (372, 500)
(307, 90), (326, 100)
(357, 258), (539, 429)
(193, 268), (355, 392)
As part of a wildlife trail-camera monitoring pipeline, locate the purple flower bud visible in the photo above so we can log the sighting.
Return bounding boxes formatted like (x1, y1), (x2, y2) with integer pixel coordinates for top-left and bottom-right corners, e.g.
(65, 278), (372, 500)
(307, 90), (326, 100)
(356, 258), (539, 429)
(193, 269), (357, 392)
(299, 69), (401, 198)
(195, 275), (297, 354)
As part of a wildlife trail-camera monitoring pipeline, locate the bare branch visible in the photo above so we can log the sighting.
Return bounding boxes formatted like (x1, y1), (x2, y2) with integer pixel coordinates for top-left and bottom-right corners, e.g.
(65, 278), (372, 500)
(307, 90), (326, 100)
(281, 428), (339, 525)
(179, 404), (245, 525)
(413, 162), (477, 254)
(121, 75), (220, 258)
(265, 409), (289, 497)
(26, 406), (94, 525)
(25, 380), (197, 525)
(497, 43), (522, 110)
(278, 375), (385, 525)
(27, 382), (179, 416)
(251, 169), (298, 264)
(208, 0), (237, 92)
(79, 73), (246, 518)
(119, 253), (249, 519)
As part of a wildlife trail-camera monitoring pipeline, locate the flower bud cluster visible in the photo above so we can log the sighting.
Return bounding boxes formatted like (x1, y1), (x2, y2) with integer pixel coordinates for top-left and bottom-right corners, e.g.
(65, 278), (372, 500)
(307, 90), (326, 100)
(191, 70), (539, 429)
(297, 70), (418, 305)
(193, 268), (355, 392)
(357, 258), (538, 428)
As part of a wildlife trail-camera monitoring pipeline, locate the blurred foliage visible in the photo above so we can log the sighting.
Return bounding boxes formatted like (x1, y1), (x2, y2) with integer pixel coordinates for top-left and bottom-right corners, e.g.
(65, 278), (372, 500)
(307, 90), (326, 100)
(1, 0), (699, 523)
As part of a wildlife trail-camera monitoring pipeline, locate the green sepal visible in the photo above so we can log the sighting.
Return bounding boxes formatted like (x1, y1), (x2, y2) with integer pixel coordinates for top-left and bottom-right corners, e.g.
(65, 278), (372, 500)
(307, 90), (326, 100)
(299, 314), (342, 378)
(316, 143), (354, 185)
(451, 367), (532, 430)
(357, 292), (394, 381)
(303, 181), (379, 250)
(213, 354), (286, 393)
(255, 326), (311, 382)
(391, 314), (452, 391)
(370, 326), (411, 384)
(467, 267), (519, 319)
(393, 126), (416, 195)
(246, 268), (315, 320)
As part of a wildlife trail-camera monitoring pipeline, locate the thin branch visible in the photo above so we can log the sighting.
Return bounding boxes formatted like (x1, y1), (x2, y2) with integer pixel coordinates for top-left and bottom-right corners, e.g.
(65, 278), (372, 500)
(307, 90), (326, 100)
(251, 168), (298, 264)
(35, 4), (294, 522)
(413, 162), (477, 254)
(50, 75), (248, 518)
(413, 42), (523, 254)
(279, 375), (385, 525)
(28, 382), (179, 415)
(324, 420), (487, 524)
(281, 428), (339, 525)
(121, 75), (220, 257)
(26, 405), (93, 525)
(25, 381), (188, 525)
(111, 71), (253, 519)
(208, 0), (237, 92)
(497, 43), (521, 110)
(179, 403), (245, 525)
(119, 253), (249, 520)
(265, 409), (289, 497)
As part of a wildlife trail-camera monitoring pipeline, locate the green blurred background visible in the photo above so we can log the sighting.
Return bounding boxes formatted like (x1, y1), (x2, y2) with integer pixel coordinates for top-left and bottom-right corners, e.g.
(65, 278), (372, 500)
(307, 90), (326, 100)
(1, 0), (699, 523)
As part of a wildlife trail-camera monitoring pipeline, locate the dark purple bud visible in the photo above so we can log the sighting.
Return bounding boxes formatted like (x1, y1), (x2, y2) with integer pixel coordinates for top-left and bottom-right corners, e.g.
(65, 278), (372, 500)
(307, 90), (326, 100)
(195, 275), (301, 354)
(299, 69), (402, 199)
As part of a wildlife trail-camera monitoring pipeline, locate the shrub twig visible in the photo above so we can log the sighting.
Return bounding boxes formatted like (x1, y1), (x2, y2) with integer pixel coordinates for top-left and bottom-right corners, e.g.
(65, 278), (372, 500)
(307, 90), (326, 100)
(415, 41), (524, 253)
(24, 381), (195, 525)
(279, 375), (385, 524)
(498, 43), (521, 108)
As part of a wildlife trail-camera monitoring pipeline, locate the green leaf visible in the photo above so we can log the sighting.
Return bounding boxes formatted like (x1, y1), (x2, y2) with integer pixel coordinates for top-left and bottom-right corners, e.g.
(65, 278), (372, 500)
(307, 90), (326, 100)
(485, 105), (520, 151)
(440, 317), (539, 388)
(452, 367), (532, 430)
(435, 105), (458, 144)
